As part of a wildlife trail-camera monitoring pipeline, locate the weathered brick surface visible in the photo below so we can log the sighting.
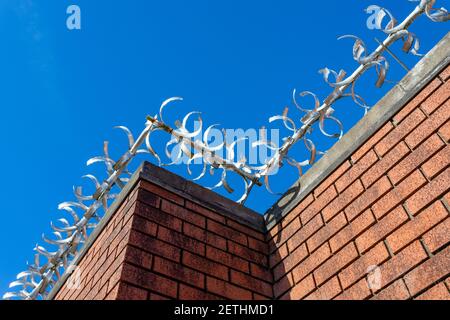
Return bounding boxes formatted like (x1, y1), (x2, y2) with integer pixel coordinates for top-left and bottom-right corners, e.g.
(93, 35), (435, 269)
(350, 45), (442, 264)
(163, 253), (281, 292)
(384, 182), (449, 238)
(355, 206), (409, 254)
(415, 282), (450, 300)
(55, 62), (449, 301)
(371, 279), (410, 300)
(269, 68), (450, 300)
(55, 177), (270, 300)
(334, 278), (371, 300)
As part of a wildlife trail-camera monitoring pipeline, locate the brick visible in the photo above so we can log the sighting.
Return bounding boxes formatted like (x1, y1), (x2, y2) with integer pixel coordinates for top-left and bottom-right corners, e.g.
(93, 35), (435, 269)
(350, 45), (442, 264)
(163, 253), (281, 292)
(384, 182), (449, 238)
(248, 237), (268, 254)
(207, 220), (248, 246)
(149, 292), (170, 300)
(96, 221), (123, 255)
(128, 230), (181, 262)
(375, 109), (426, 156)
(445, 191), (450, 206)
(268, 217), (301, 245)
(394, 79), (442, 124)
(330, 209), (375, 253)
(307, 213), (347, 253)
(110, 216), (133, 249)
(269, 216), (301, 245)
(335, 151), (378, 193)
(281, 194), (314, 228)
(394, 78), (442, 124)
(406, 167), (450, 215)
(158, 226), (205, 256)
(227, 219), (265, 242)
(124, 245), (153, 270)
(322, 180), (364, 222)
(356, 206), (409, 254)
(230, 270), (272, 297)
(121, 263), (178, 298)
(306, 276), (342, 300)
(94, 224), (115, 255)
(96, 247), (127, 290)
(183, 222), (227, 251)
(112, 226), (134, 260)
(339, 242), (390, 289)
(179, 284), (222, 300)
(186, 201), (226, 224)
(388, 135), (444, 185)
(85, 250), (108, 286)
(206, 246), (249, 273)
(106, 264), (124, 294)
(405, 100), (450, 148)
(161, 200), (205, 228)
(270, 217), (301, 250)
(377, 241), (428, 291)
(105, 283), (119, 300)
(439, 120), (450, 141)
(269, 243), (288, 269)
(422, 144), (450, 179)
(113, 200), (136, 229)
(335, 278), (371, 300)
(404, 246), (450, 296)
(415, 282), (450, 300)
(135, 202), (182, 232)
(287, 214), (323, 253)
(315, 161), (351, 197)
(252, 294), (269, 300)
(228, 241), (267, 266)
(250, 263), (273, 283)
(362, 142), (410, 188)
(273, 244), (308, 281)
(372, 171), (427, 219)
(371, 279), (410, 300)
(77, 280), (92, 300)
(439, 64), (450, 81)
(282, 274), (315, 300)
(314, 243), (358, 285)
(136, 188), (160, 208)
(116, 283), (148, 300)
(121, 206), (138, 231)
(182, 251), (229, 281)
(153, 256), (205, 289)
(301, 186), (338, 225)
(421, 80), (450, 114)
(352, 122), (394, 163)
(274, 273), (295, 299)
(292, 243), (331, 283)
(345, 176), (392, 221)
(131, 215), (157, 237)
(387, 201), (447, 253)
(206, 276), (252, 300)
(86, 280), (104, 300)
(140, 180), (184, 206)
(423, 218), (450, 253)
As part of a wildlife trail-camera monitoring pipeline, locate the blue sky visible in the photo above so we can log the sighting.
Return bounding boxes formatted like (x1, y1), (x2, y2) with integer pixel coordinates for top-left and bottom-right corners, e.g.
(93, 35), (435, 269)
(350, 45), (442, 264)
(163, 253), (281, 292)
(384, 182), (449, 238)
(0, 0), (448, 296)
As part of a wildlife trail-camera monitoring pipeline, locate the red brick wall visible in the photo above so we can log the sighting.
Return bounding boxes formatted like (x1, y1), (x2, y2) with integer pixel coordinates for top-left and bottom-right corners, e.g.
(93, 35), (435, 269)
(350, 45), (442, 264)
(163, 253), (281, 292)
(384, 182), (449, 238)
(54, 63), (449, 301)
(53, 185), (140, 300)
(54, 177), (272, 300)
(268, 64), (450, 300)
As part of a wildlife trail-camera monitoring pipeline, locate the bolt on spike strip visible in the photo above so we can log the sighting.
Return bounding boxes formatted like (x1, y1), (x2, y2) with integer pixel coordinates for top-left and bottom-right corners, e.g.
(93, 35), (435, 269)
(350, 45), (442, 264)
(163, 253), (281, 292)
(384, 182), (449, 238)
(4, 0), (448, 300)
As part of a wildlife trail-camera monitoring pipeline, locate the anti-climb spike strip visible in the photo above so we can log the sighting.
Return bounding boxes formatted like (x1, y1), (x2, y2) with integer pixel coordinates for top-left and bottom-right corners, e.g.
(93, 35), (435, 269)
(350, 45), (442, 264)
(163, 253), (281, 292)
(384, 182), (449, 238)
(4, 0), (448, 300)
